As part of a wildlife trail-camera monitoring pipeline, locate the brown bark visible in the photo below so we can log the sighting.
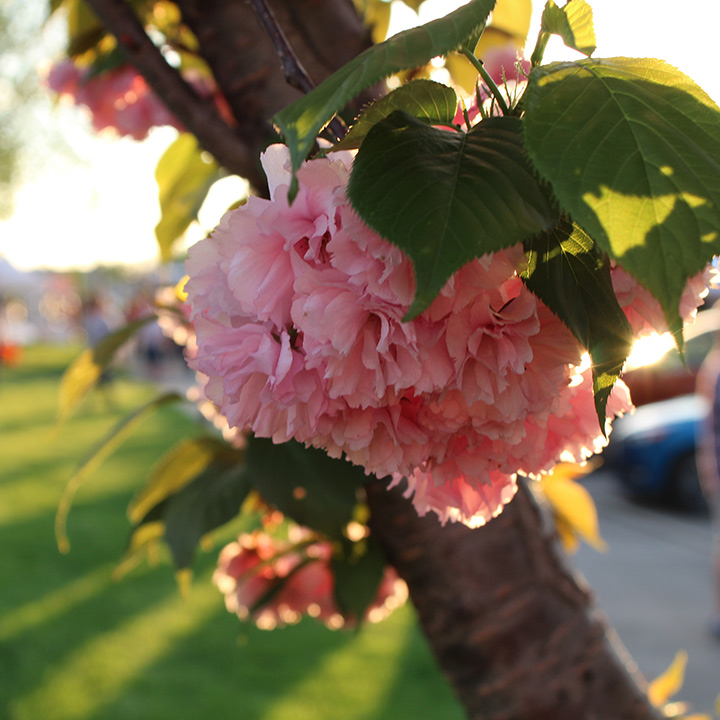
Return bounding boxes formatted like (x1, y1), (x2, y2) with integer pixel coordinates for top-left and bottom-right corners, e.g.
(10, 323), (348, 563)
(367, 478), (662, 720)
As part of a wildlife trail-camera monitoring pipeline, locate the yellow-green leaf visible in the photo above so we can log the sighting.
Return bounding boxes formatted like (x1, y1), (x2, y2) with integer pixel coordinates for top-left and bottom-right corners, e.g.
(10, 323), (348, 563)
(488, 0), (532, 42)
(648, 651), (688, 707)
(55, 392), (183, 553)
(539, 464), (606, 552)
(540, 0), (596, 57)
(129, 436), (243, 524)
(155, 133), (222, 262)
(57, 315), (155, 424)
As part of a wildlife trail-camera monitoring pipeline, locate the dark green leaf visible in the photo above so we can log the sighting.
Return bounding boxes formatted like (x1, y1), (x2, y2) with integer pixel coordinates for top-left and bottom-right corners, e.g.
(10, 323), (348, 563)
(523, 57), (720, 341)
(348, 112), (558, 318)
(273, 0), (496, 195)
(155, 133), (222, 262)
(245, 437), (369, 540)
(331, 537), (386, 625)
(86, 46), (128, 80)
(133, 438), (250, 570)
(540, 0), (595, 56)
(55, 392), (184, 553)
(332, 80), (458, 152)
(129, 436), (244, 524)
(57, 315), (155, 424)
(162, 464), (251, 569)
(522, 220), (634, 428)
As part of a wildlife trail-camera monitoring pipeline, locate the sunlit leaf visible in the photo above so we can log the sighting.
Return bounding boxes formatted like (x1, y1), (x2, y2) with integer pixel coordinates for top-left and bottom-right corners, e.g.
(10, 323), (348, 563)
(129, 436), (243, 524)
(155, 133), (222, 262)
(349, 112), (558, 318)
(133, 441), (251, 570)
(522, 219), (634, 428)
(540, 0), (596, 56)
(113, 521), (165, 580)
(448, 0), (532, 95)
(65, 0), (106, 58)
(57, 315), (155, 424)
(246, 437), (368, 540)
(523, 57), (720, 343)
(332, 537), (386, 624)
(648, 651), (688, 707)
(364, 0), (392, 44)
(55, 392), (183, 553)
(538, 464), (606, 552)
(332, 80), (458, 151)
(489, 0), (532, 41)
(273, 0), (496, 196)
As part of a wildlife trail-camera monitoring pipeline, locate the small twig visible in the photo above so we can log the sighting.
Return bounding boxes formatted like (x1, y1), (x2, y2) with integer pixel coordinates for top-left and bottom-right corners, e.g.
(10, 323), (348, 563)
(248, 0), (347, 140)
(248, 0), (314, 94)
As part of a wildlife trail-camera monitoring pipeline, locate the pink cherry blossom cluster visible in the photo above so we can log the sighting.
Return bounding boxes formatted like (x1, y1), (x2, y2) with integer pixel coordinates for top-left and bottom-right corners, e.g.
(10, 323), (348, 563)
(185, 144), (710, 527)
(213, 530), (407, 629)
(44, 59), (183, 140)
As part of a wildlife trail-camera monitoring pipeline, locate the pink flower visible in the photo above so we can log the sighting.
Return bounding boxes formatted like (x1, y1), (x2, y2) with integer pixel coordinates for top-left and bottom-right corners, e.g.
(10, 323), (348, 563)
(213, 531), (407, 629)
(185, 144), (707, 527)
(43, 59), (232, 140)
(611, 263), (717, 336)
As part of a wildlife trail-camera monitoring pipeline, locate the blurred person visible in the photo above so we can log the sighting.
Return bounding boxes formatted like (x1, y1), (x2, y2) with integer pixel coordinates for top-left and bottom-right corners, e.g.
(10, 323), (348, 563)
(695, 333), (720, 638)
(81, 294), (115, 407)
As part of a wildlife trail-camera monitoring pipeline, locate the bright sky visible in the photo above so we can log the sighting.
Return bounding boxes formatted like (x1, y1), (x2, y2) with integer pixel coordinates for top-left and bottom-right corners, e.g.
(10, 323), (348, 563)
(1, 0), (719, 271)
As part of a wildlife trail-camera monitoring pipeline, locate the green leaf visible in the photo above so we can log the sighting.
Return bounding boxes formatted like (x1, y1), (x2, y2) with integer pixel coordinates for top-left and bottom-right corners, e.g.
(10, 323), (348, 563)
(540, 0), (595, 56)
(161, 464), (251, 570)
(523, 57), (720, 340)
(348, 112), (558, 318)
(332, 80), (458, 151)
(331, 537), (386, 625)
(65, 0), (106, 57)
(245, 437), (369, 540)
(133, 439), (250, 570)
(522, 220), (634, 428)
(273, 0), (497, 196)
(55, 392), (183, 553)
(57, 315), (155, 424)
(129, 436), (244, 524)
(155, 133), (222, 262)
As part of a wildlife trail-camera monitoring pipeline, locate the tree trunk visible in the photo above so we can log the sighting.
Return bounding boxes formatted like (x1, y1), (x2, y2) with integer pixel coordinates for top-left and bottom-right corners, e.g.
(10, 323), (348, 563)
(366, 478), (662, 720)
(84, 3), (666, 718)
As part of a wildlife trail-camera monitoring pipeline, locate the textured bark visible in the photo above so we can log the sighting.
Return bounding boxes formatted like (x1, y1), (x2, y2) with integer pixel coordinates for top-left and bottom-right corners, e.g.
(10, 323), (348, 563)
(367, 479), (663, 720)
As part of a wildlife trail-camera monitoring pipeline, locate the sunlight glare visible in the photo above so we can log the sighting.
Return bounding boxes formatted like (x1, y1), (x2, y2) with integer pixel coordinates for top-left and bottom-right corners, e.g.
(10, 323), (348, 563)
(624, 332), (676, 371)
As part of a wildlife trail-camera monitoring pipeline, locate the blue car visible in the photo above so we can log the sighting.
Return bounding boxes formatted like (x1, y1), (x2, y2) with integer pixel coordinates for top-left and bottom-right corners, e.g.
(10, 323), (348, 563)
(605, 394), (710, 513)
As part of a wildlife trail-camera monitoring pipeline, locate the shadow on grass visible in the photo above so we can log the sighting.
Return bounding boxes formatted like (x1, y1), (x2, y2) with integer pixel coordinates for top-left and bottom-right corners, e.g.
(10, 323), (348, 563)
(84, 606), (465, 720)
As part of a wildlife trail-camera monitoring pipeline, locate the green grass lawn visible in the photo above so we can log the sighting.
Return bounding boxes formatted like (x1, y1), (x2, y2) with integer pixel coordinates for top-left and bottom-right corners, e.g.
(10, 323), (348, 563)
(0, 344), (464, 720)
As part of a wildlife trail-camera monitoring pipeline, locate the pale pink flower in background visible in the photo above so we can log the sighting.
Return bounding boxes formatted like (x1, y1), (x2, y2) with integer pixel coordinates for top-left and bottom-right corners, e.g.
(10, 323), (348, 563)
(43, 59), (233, 140)
(213, 531), (407, 629)
(611, 263), (717, 336)
(45, 59), (181, 139)
(185, 144), (664, 527)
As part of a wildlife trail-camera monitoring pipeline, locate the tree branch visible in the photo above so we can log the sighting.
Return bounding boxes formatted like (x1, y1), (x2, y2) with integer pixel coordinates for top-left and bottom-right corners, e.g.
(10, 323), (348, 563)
(247, 0), (347, 139)
(83, 0), (263, 187)
(366, 479), (663, 720)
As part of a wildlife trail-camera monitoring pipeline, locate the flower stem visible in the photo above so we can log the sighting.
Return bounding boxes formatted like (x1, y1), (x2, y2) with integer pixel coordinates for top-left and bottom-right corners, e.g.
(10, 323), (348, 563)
(530, 30), (551, 68)
(460, 49), (509, 117)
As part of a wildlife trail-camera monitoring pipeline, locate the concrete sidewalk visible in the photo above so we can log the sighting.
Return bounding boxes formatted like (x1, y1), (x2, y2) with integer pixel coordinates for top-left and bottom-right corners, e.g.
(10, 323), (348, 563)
(571, 471), (719, 715)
